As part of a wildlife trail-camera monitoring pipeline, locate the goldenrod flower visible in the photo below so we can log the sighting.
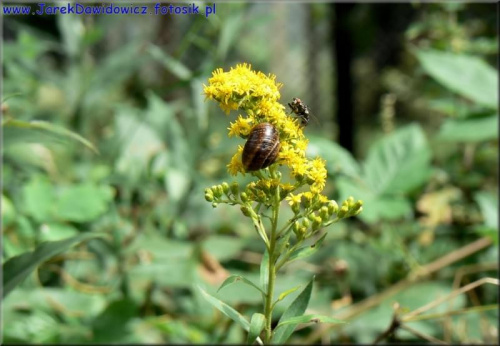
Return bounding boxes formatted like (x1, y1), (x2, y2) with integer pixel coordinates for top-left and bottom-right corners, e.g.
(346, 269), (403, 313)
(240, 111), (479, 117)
(204, 63), (360, 215)
(227, 145), (245, 176)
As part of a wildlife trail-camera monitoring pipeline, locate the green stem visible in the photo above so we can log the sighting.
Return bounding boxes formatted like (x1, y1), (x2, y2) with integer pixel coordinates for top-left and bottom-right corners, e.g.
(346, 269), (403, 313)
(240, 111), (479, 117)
(264, 169), (281, 344)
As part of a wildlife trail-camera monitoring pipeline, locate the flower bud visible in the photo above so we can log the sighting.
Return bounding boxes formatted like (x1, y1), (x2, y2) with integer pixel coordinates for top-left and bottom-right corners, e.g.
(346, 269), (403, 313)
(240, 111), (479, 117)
(353, 206), (363, 216)
(320, 206), (329, 220)
(221, 182), (230, 194)
(216, 185), (224, 196)
(212, 185), (222, 198)
(328, 200), (338, 214)
(211, 202), (218, 208)
(302, 218), (310, 229)
(353, 199), (363, 210)
(348, 196), (355, 203)
(291, 202), (300, 214)
(240, 206), (251, 217)
(240, 192), (248, 202)
(230, 182), (239, 195)
(294, 226), (306, 241)
(293, 221), (301, 233)
(337, 205), (348, 218)
(303, 197), (311, 209)
(312, 216), (322, 231)
(205, 193), (214, 202)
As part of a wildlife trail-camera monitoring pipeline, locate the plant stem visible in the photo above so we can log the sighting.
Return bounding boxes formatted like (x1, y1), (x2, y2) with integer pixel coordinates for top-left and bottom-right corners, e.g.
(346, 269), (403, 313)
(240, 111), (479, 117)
(264, 169), (281, 344)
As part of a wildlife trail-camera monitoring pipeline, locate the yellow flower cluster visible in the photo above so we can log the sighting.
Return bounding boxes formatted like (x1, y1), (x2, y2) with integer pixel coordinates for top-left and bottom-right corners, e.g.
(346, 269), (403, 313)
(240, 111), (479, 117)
(204, 63), (328, 203)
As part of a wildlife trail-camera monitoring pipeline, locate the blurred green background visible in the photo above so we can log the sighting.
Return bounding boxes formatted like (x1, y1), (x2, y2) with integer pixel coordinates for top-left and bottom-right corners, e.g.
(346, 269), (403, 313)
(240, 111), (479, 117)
(2, 2), (498, 344)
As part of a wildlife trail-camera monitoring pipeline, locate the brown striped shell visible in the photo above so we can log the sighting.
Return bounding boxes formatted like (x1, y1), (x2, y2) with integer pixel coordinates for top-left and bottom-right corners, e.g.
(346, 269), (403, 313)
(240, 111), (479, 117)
(242, 123), (280, 172)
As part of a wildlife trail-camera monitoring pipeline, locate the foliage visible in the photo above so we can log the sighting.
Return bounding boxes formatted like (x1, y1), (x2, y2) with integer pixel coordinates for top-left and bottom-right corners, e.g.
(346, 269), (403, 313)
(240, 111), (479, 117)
(2, 2), (498, 344)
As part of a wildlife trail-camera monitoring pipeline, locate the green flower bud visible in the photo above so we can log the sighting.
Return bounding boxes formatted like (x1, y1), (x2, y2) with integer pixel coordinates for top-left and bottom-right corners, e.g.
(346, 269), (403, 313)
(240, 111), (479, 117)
(216, 185), (224, 196)
(240, 192), (248, 202)
(291, 202), (300, 214)
(212, 185), (222, 198)
(293, 221), (301, 233)
(240, 206), (251, 217)
(354, 199), (363, 210)
(337, 205), (348, 218)
(205, 193), (214, 202)
(312, 216), (322, 230)
(221, 182), (230, 194)
(212, 202), (218, 208)
(307, 212), (316, 221)
(328, 200), (338, 214)
(306, 175), (315, 185)
(353, 206), (363, 216)
(304, 197), (312, 209)
(302, 218), (310, 229)
(320, 206), (329, 220)
(294, 226), (306, 241)
(230, 182), (239, 195)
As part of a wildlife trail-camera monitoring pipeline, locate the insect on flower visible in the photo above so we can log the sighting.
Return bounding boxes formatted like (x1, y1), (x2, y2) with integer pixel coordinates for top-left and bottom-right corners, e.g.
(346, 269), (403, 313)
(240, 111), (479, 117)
(288, 97), (317, 127)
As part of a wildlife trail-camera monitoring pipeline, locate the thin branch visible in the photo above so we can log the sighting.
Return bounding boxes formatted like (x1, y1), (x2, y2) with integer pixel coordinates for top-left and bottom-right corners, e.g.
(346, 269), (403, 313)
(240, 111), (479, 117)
(301, 237), (493, 344)
(402, 277), (499, 322)
(400, 324), (449, 345)
(407, 304), (498, 322)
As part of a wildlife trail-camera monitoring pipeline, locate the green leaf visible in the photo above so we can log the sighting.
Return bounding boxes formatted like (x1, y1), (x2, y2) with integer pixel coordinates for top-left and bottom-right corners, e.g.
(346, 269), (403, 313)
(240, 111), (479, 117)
(363, 123), (432, 195)
(307, 136), (361, 178)
(2, 194), (16, 228)
(22, 175), (55, 222)
(247, 313), (266, 345)
(271, 277), (314, 344)
(198, 286), (250, 331)
(148, 45), (192, 80)
(218, 275), (265, 295)
(2, 233), (105, 298)
(115, 110), (166, 182)
(2, 119), (98, 154)
(275, 314), (346, 330)
(416, 49), (498, 109)
(204, 235), (247, 262)
(260, 249), (269, 294)
(475, 192), (499, 230)
(439, 115), (498, 142)
(276, 285), (301, 303)
(287, 233), (327, 264)
(92, 298), (138, 342)
(55, 184), (114, 222)
(217, 13), (244, 60)
(38, 223), (78, 242)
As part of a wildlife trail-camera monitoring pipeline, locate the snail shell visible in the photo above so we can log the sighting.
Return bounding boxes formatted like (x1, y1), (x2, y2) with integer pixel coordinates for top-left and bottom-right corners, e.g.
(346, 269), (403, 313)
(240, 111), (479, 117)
(242, 123), (280, 172)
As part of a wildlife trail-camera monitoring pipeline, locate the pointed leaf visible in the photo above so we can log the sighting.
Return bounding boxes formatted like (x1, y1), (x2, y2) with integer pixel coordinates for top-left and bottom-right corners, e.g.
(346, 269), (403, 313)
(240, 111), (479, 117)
(148, 44), (192, 80)
(247, 313), (266, 345)
(416, 49), (498, 109)
(363, 123), (431, 195)
(2, 119), (98, 154)
(218, 275), (265, 295)
(271, 277), (314, 344)
(277, 285), (301, 303)
(287, 233), (327, 264)
(275, 314), (346, 330)
(198, 286), (250, 331)
(3, 233), (105, 298)
(438, 115), (498, 142)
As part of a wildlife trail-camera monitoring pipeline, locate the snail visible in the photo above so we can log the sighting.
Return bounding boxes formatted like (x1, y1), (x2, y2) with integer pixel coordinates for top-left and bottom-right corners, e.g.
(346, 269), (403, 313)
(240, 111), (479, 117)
(242, 122), (280, 172)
